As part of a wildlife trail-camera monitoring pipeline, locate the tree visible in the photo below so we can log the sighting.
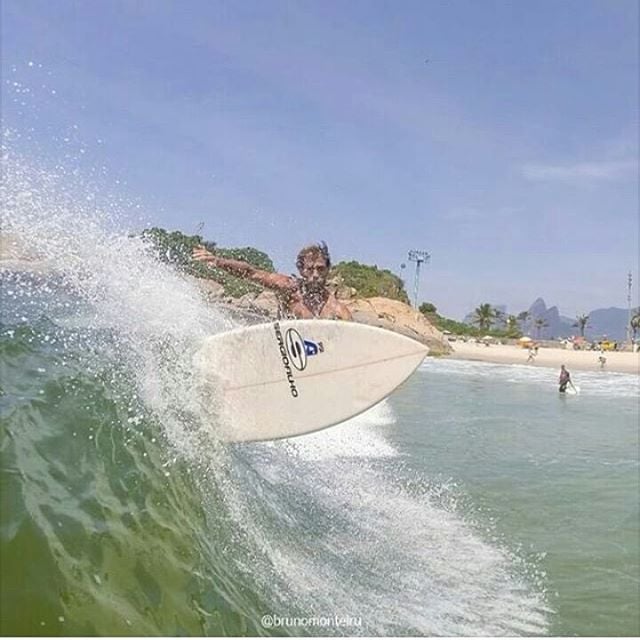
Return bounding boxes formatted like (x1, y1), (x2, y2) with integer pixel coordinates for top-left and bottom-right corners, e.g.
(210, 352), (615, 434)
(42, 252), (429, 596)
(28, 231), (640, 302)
(573, 314), (590, 337)
(517, 310), (531, 335)
(419, 302), (437, 315)
(631, 312), (640, 340)
(505, 315), (522, 338)
(472, 303), (497, 331)
(533, 317), (549, 339)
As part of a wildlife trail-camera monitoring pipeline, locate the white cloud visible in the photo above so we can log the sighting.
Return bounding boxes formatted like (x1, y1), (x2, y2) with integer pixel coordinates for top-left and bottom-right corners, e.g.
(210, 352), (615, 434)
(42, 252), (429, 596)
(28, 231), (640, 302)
(522, 159), (637, 182)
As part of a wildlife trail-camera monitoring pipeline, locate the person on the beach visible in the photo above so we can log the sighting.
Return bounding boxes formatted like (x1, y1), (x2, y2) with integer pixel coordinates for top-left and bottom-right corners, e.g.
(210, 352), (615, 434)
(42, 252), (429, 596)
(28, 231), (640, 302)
(192, 242), (352, 320)
(558, 364), (572, 392)
(598, 354), (607, 369)
(527, 347), (536, 363)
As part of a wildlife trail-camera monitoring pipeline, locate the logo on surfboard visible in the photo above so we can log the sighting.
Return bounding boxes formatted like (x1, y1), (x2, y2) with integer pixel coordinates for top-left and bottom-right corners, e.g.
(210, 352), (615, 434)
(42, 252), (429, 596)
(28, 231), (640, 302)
(273, 323), (325, 397)
(303, 338), (324, 357)
(285, 329), (307, 371)
(274, 323), (300, 397)
(285, 329), (324, 371)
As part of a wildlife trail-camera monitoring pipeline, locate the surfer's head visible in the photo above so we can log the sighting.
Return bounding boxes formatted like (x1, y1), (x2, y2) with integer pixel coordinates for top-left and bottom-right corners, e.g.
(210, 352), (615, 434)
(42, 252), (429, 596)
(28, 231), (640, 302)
(296, 242), (331, 287)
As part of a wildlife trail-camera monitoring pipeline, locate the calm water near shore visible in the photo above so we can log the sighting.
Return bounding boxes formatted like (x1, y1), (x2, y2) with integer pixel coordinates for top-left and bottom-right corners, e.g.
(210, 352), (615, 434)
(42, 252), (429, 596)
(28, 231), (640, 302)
(392, 358), (639, 636)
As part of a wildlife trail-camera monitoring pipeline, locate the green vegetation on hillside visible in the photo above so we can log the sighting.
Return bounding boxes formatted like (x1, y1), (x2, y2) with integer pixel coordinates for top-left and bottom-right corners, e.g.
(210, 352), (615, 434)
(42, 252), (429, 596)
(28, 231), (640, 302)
(419, 302), (476, 335)
(140, 227), (274, 297)
(332, 261), (409, 303)
(140, 227), (210, 273)
(419, 301), (522, 339)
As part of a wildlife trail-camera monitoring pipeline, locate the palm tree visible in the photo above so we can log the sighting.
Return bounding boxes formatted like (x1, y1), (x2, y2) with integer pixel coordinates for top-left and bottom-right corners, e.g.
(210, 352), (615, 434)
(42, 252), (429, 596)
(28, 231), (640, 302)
(517, 310), (531, 335)
(533, 317), (549, 339)
(631, 312), (640, 340)
(472, 303), (497, 332)
(505, 314), (521, 338)
(573, 314), (590, 337)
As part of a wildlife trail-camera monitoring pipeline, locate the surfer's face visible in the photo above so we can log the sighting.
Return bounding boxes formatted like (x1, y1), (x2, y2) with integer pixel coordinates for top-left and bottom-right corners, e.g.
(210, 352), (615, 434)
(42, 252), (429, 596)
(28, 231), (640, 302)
(300, 256), (329, 287)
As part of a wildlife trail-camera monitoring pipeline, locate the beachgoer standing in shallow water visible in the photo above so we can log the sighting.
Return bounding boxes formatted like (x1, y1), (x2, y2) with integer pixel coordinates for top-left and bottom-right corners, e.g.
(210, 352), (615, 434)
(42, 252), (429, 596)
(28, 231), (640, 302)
(558, 364), (572, 392)
(192, 241), (352, 321)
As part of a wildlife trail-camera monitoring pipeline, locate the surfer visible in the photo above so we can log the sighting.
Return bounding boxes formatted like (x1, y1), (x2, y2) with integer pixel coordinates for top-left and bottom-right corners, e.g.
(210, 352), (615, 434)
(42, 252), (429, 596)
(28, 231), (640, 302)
(558, 364), (573, 393)
(192, 242), (352, 320)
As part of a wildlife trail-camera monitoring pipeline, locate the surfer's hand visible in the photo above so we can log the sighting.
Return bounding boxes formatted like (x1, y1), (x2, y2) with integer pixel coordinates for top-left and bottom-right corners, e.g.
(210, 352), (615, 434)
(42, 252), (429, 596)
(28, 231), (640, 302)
(192, 246), (217, 264)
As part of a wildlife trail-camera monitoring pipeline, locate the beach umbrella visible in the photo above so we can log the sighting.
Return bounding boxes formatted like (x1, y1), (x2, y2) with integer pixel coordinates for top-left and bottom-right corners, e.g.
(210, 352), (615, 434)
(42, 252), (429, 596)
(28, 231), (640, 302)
(519, 336), (532, 343)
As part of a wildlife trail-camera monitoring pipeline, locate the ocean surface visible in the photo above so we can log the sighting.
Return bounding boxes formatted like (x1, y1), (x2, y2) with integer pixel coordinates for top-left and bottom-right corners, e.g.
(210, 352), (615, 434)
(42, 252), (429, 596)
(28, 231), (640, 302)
(1, 149), (639, 636)
(2, 279), (639, 637)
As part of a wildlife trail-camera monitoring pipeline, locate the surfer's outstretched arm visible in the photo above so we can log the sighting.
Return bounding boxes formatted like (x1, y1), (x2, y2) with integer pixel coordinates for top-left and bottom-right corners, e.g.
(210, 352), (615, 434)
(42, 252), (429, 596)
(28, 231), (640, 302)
(192, 246), (294, 291)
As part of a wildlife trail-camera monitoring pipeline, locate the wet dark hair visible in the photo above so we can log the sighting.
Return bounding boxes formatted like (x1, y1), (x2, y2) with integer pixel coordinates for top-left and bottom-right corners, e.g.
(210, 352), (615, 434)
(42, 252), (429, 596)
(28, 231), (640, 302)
(296, 241), (331, 272)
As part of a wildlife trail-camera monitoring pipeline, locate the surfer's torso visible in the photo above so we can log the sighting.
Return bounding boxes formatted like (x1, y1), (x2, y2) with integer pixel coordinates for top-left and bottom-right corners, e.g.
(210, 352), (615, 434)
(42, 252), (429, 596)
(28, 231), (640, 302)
(280, 279), (347, 320)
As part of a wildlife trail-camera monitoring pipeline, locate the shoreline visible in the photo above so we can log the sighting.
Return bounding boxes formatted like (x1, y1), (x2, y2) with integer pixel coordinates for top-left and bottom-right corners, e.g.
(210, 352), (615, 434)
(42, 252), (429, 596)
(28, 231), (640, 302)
(445, 341), (640, 375)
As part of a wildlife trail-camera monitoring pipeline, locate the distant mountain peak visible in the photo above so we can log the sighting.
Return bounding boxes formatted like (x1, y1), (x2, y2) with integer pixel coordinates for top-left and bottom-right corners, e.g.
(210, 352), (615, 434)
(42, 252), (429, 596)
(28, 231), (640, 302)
(528, 298), (547, 315)
(461, 298), (635, 341)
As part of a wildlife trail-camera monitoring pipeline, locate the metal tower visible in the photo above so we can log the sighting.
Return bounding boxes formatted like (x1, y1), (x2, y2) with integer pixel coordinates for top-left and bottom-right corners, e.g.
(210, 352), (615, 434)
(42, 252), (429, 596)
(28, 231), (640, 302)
(407, 250), (430, 309)
(627, 271), (633, 344)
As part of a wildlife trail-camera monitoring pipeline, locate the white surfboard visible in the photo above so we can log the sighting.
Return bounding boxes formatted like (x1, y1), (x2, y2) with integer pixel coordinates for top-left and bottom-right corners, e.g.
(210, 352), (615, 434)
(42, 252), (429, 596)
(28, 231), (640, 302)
(194, 320), (429, 443)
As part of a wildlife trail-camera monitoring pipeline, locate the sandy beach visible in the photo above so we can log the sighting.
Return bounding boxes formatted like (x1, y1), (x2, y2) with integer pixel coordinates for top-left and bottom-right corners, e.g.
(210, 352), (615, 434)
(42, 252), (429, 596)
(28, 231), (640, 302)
(447, 341), (640, 375)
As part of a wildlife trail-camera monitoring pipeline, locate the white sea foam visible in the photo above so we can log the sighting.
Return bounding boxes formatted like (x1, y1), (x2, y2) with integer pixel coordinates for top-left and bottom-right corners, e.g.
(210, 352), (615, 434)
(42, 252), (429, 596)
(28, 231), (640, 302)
(231, 432), (550, 636)
(282, 399), (399, 461)
(2, 138), (234, 460)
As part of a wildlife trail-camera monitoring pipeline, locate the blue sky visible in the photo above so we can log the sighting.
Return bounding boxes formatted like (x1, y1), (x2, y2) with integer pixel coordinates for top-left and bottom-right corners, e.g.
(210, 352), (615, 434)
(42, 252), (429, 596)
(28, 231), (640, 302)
(2, 0), (638, 319)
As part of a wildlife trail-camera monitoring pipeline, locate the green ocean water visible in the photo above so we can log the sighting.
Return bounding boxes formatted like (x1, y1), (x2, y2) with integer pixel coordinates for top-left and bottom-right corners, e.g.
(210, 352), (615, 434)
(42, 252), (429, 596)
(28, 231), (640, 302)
(393, 359), (640, 636)
(0, 322), (263, 636)
(1, 287), (638, 636)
